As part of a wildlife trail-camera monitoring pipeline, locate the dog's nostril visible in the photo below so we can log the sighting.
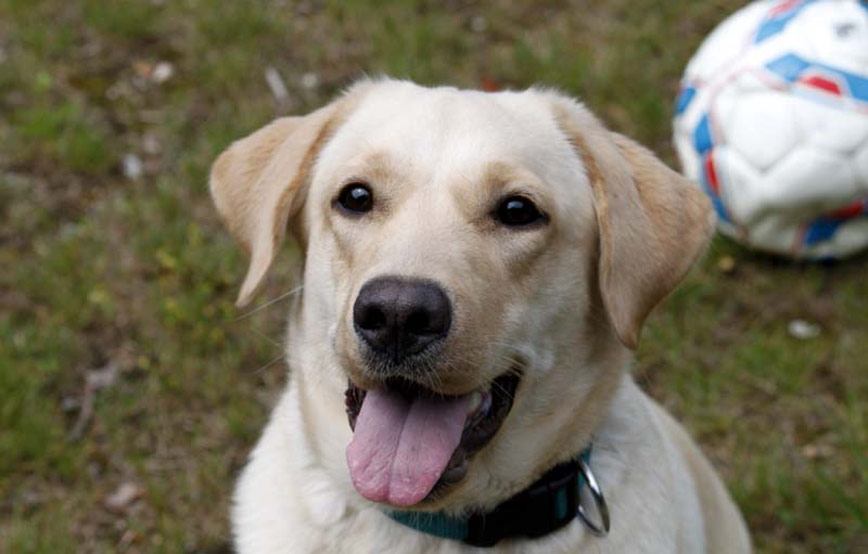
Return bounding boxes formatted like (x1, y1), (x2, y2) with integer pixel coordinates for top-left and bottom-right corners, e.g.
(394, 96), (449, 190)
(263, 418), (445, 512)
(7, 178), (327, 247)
(358, 306), (387, 331)
(406, 309), (431, 335)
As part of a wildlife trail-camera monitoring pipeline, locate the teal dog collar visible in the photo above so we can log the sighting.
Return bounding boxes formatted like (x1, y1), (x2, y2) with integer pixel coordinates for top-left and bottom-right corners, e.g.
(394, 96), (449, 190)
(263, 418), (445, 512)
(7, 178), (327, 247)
(385, 447), (609, 547)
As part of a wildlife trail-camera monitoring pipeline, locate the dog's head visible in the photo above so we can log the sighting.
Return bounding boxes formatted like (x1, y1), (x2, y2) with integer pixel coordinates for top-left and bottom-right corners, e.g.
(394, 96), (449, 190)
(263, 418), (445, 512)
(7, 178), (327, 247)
(211, 79), (713, 510)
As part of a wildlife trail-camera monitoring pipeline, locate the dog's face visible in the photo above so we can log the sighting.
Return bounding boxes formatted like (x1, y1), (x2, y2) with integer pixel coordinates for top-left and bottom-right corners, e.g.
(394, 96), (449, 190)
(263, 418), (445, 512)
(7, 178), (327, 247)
(317, 86), (592, 391)
(211, 80), (713, 510)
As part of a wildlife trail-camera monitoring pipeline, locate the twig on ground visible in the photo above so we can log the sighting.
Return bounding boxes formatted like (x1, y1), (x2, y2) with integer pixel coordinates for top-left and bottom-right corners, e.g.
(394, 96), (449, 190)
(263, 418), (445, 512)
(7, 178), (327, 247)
(69, 361), (121, 441)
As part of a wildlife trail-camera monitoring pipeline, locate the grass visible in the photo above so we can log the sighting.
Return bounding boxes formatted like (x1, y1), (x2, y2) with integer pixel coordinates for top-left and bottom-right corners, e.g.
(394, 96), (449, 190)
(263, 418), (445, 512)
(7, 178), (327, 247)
(0, 0), (865, 552)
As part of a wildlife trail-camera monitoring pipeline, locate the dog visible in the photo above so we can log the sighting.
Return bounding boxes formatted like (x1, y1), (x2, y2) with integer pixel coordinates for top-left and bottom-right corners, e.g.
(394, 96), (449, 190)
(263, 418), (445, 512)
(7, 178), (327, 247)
(210, 78), (751, 553)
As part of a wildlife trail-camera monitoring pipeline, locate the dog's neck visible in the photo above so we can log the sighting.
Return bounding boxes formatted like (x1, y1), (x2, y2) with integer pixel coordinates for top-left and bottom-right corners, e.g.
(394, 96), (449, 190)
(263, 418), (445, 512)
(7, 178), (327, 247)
(384, 445), (601, 547)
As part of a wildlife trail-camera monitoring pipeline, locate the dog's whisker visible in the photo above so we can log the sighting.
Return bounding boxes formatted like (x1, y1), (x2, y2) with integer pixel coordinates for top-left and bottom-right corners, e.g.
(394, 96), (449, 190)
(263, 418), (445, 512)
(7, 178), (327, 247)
(249, 352), (287, 376)
(488, 340), (527, 356)
(488, 382), (516, 406)
(246, 325), (286, 349)
(233, 285), (304, 322)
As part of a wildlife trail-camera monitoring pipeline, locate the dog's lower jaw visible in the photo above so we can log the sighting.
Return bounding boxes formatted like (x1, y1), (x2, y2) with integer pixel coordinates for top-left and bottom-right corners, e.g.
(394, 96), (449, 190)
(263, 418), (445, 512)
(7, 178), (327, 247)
(344, 371), (521, 507)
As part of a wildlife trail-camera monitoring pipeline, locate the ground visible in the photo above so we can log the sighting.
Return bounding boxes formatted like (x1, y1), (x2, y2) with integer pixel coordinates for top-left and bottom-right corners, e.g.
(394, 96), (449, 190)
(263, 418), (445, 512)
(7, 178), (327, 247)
(0, 0), (865, 552)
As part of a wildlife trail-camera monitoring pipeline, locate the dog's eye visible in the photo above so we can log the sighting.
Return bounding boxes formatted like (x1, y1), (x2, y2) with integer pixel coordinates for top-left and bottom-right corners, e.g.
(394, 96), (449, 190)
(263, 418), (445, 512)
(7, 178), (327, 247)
(495, 196), (546, 227)
(336, 183), (373, 214)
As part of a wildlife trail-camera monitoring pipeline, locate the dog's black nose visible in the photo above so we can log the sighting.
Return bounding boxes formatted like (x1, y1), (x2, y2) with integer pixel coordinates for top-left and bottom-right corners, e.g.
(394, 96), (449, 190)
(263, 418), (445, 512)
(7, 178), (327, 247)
(353, 277), (451, 364)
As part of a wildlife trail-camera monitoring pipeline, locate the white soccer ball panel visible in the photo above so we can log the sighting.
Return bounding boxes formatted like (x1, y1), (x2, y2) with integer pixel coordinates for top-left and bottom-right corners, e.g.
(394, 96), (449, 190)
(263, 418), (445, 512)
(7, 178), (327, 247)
(795, 1), (868, 73)
(853, 138), (868, 182)
(722, 92), (803, 172)
(683, 1), (775, 83)
(827, 219), (868, 257)
(765, 146), (859, 212)
(713, 145), (763, 225)
(745, 212), (800, 254)
(674, 133), (701, 181)
(710, 84), (742, 129)
(796, 103), (868, 154)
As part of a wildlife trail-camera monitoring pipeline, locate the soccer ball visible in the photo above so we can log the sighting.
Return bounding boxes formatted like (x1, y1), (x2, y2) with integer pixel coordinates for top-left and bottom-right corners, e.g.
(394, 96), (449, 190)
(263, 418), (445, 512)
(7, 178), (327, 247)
(673, 0), (868, 260)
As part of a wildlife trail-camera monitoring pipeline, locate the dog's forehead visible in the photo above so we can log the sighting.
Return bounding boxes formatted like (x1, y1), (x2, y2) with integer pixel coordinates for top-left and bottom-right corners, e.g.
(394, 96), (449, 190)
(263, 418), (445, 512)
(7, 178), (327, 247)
(323, 81), (582, 186)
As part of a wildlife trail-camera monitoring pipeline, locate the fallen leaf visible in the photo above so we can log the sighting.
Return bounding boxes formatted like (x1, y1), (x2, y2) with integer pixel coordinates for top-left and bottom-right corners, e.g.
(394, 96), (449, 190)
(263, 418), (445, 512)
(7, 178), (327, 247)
(122, 154), (143, 181)
(717, 255), (736, 274)
(788, 319), (820, 340)
(480, 76), (501, 92)
(104, 482), (143, 515)
(801, 443), (833, 460)
(301, 71), (319, 90)
(132, 61), (155, 79)
(265, 67), (289, 101)
(151, 61), (174, 84)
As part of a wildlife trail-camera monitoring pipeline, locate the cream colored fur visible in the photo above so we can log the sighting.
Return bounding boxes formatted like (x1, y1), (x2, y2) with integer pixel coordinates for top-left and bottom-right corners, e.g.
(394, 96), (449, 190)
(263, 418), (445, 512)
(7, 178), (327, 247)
(210, 79), (751, 554)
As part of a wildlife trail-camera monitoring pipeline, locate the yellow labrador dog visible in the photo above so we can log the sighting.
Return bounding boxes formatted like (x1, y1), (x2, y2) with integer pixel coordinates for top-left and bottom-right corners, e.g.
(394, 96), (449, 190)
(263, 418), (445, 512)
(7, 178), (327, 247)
(210, 79), (751, 553)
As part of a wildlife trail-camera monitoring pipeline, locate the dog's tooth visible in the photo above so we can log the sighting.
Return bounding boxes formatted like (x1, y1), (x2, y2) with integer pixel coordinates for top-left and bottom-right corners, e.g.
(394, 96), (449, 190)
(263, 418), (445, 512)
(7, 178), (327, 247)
(467, 391), (483, 415)
(479, 393), (492, 416)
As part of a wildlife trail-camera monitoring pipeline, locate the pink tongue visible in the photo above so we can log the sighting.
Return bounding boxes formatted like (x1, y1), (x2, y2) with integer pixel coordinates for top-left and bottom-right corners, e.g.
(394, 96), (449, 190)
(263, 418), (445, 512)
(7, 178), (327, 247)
(346, 388), (470, 506)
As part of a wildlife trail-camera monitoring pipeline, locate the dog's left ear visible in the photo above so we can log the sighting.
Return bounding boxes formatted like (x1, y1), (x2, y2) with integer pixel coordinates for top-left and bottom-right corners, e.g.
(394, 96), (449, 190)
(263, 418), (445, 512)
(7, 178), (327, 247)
(548, 95), (715, 349)
(210, 85), (369, 307)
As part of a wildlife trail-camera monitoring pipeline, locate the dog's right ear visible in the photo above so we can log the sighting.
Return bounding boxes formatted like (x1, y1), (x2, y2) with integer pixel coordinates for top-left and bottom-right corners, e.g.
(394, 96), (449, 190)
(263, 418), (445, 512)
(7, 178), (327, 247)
(209, 90), (365, 307)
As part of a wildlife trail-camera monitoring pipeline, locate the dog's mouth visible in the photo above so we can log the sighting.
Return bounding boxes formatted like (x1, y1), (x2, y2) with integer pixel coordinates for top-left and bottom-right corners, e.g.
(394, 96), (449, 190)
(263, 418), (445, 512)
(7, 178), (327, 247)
(344, 370), (521, 507)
